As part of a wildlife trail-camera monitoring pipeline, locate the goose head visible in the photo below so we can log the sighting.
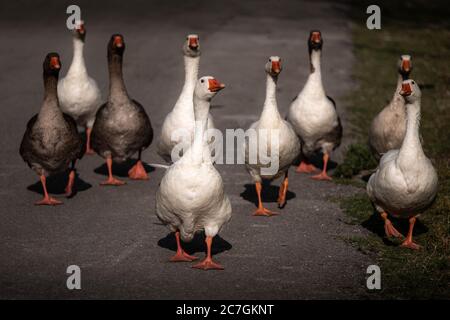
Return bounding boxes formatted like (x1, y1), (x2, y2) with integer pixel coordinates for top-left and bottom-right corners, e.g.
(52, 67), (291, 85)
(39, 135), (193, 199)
(73, 20), (86, 41)
(265, 56), (282, 77)
(308, 30), (323, 52)
(398, 55), (412, 78)
(43, 52), (61, 76)
(108, 34), (125, 58)
(400, 79), (421, 103)
(195, 76), (225, 101)
(183, 34), (201, 57)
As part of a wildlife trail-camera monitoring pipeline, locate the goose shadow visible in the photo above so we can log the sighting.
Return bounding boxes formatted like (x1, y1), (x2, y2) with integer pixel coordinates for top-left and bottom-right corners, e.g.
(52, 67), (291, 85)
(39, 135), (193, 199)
(27, 170), (91, 197)
(94, 159), (155, 177)
(240, 181), (296, 207)
(157, 231), (232, 256)
(361, 208), (428, 246)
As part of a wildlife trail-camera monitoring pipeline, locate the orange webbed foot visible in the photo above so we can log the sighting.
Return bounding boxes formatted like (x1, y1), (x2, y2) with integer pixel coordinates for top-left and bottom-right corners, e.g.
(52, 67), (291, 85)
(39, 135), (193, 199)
(100, 177), (126, 186)
(35, 196), (62, 206)
(311, 172), (332, 181)
(170, 251), (198, 262)
(192, 258), (224, 271)
(401, 240), (421, 250)
(253, 207), (278, 217)
(296, 162), (318, 174)
(128, 161), (149, 180)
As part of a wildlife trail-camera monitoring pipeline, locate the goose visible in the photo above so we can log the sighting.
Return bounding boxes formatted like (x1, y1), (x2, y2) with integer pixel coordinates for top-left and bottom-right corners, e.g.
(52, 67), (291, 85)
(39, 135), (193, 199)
(244, 56), (301, 216)
(57, 21), (102, 155)
(367, 79), (438, 249)
(369, 55), (412, 160)
(287, 30), (342, 181)
(156, 76), (231, 270)
(20, 53), (84, 205)
(157, 34), (215, 163)
(91, 34), (153, 185)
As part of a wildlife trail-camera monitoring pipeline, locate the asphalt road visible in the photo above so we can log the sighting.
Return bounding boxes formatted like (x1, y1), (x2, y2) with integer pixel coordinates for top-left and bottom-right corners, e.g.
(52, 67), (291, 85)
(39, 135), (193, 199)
(0, 0), (374, 299)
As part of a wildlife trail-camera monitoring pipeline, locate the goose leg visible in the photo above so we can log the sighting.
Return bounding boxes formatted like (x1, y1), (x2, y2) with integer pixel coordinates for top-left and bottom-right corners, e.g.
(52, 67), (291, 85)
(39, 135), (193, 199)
(192, 236), (224, 270)
(296, 160), (318, 173)
(277, 172), (288, 208)
(85, 127), (95, 155)
(401, 216), (421, 250)
(253, 182), (277, 216)
(65, 161), (76, 197)
(128, 150), (149, 180)
(311, 152), (332, 181)
(100, 156), (126, 186)
(35, 175), (62, 206)
(170, 231), (198, 262)
(381, 212), (403, 239)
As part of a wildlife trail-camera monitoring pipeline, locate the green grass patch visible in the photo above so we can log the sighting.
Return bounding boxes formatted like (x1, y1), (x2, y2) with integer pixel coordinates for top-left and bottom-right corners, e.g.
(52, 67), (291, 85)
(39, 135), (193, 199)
(338, 0), (450, 299)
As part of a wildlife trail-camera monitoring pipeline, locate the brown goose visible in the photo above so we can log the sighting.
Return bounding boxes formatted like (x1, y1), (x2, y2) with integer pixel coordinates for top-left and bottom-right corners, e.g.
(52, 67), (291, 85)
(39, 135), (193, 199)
(91, 34), (153, 185)
(20, 53), (84, 205)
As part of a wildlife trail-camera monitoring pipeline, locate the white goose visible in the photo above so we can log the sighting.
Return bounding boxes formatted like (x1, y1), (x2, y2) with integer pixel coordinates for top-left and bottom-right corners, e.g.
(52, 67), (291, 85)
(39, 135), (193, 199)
(287, 30), (342, 180)
(369, 55), (412, 160)
(157, 35), (215, 163)
(156, 76), (231, 270)
(244, 56), (300, 216)
(57, 21), (102, 155)
(367, 79), (438, 249)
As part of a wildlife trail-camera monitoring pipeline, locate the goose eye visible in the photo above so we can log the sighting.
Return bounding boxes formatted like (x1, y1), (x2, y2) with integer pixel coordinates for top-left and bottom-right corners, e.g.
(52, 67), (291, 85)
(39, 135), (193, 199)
(201, 79), (204, 83)
(269, 59), (271, 62)
(412, 81), (415, 84)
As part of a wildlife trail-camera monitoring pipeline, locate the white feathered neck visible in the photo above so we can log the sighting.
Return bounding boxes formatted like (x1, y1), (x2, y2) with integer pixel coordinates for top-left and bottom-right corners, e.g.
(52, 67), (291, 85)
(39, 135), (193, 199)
(173, 55), (199, 113)
(259, 74), (282, 127)
(66, 37), (87, 78)
(181, 95), (212, 165)
(302, 49), (326, 98)
(397, 100), (424, 168)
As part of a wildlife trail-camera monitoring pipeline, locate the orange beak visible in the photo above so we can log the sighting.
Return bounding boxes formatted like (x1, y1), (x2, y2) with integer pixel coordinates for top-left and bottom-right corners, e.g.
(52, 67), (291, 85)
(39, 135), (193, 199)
(189, 37), (199, 49)
(208, 78), (225, 92)
(271, 61), (281, 74)
(50, 56), (60, 69)
(400, 82), (412, 96)
(311, 32), (321, 43)
(76, 23), (85, 35)
(114, 36), (123, 48)
(401, 59), (411, 72)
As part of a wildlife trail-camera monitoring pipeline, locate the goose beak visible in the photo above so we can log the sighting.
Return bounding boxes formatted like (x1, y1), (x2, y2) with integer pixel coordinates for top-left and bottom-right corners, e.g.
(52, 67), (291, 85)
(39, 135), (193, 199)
(311, 32), (321, 44)
(114, 36), (123, 48)
(50, 56), (61, 70)
(208, 79), (225, 92)
(189, 37), (199, 50)
(401, 59), (411, 73)
(400, 83), (412, 96)
(271, 61), (281, 74)
(76, 23), (85, 35)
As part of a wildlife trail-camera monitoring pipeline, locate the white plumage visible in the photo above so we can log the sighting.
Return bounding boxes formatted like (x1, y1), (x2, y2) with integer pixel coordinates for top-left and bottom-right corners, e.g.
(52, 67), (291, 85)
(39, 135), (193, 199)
(156, 76), (231, 270)
(367, 79), (438, 249)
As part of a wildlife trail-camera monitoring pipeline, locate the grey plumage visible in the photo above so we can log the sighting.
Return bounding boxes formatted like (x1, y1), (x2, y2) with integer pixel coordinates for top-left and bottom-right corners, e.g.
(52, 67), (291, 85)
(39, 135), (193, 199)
(91, 34), (153, 163)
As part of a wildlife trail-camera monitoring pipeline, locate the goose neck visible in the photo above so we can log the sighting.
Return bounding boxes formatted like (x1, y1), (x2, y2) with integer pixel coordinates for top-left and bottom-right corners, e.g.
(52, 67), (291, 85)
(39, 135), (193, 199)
(309, 49), (322, 77)
(398, 100), (424, 164)
(67, 37), (87, 77)
(260, 74), (281, 124)
(190, 96), (211, 163)
(108, 54), (129, 104)
(391, 74), (405, 106)
(38, 73), (63, 123)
